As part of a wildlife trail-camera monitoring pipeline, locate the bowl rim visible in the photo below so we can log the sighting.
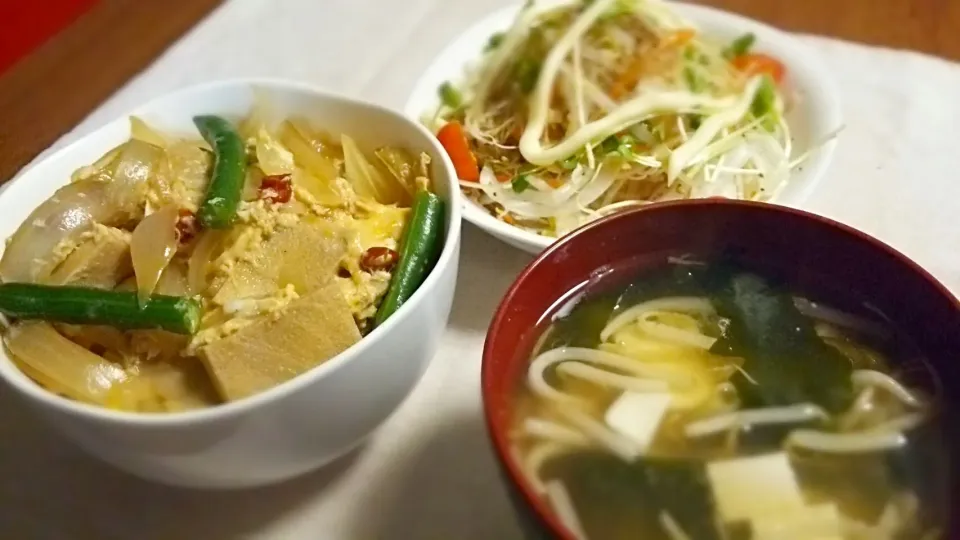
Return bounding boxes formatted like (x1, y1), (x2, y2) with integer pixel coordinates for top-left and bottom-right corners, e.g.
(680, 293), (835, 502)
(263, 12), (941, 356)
(481, 198), (959, 539)
(0, 77), (463, 427)
(404, 0), (843, 253)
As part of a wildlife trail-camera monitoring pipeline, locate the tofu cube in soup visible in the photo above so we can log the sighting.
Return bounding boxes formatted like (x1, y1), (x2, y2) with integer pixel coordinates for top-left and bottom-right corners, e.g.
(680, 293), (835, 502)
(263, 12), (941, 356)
(706, 452), (806, 522)
(604, 391), (672, 453)
(749, 503), (845, 540)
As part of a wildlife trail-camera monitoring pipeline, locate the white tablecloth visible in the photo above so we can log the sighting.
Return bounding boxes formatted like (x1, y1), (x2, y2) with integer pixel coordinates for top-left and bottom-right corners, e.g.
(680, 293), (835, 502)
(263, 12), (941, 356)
(2, 1), (959, 538)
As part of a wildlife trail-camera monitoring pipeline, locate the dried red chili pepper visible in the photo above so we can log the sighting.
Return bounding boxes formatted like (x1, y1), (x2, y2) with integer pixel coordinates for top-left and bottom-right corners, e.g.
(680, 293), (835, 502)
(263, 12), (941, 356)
(359, 247), (400, 272)
(259, 174), (293, 204)
(175, 209), (198, 244)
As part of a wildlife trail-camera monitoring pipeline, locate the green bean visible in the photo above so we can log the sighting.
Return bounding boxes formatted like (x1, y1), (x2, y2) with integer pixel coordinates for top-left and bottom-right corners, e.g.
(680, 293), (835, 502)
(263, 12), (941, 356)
(0, 283), (201, 335)
(194, 115), (246, 229)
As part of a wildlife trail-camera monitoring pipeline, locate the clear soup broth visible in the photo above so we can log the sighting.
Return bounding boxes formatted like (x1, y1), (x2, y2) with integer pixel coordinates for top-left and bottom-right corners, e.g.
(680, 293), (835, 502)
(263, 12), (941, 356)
(510, 255), (949, 540)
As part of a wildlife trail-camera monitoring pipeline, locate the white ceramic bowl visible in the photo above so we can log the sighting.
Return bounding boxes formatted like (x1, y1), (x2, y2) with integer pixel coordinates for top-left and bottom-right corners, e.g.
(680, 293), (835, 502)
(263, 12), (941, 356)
(404, 1), (843, 254)
(0, 79), (462, 488)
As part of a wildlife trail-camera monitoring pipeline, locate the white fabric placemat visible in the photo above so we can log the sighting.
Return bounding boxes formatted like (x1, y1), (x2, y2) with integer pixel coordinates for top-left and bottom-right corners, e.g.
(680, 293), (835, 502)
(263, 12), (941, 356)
(2, 1), (959, 538)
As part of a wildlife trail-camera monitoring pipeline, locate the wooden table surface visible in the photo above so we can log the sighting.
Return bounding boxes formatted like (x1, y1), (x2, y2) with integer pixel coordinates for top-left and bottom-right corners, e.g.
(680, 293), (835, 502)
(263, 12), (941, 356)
(0, 0), (956, 183)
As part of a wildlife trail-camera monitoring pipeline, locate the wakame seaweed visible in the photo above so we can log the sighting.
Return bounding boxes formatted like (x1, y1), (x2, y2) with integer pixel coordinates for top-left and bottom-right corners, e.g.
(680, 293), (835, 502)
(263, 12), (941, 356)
(541, 294), (618, 350)
(542, 262), (710, 351)
(542, 451), (724, 540)
(708, 270), (854, 413)
(611, 261), (709, 317)
(886, 421), (951, 531)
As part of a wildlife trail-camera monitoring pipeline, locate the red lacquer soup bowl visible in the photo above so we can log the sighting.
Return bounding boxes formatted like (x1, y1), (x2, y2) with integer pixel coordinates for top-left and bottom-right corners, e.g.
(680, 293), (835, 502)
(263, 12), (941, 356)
(481, 200), (960, 540)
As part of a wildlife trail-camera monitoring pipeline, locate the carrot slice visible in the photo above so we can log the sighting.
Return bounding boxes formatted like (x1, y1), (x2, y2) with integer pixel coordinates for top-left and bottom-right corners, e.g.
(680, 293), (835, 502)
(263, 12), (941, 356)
(436, 121), (479, 181)
(732, 53), (786, 84)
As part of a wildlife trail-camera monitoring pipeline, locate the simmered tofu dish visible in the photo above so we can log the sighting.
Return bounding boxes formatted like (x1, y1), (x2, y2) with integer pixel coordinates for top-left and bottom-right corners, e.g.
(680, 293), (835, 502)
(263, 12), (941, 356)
(0, 111), (444, 412)
(511, 257), (948, 539)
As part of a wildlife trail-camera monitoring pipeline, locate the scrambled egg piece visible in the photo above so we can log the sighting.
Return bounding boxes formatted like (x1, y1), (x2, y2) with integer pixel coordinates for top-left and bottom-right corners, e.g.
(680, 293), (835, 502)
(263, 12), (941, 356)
(338, 270), (392, 324)
(234, 198), (301, 230)
(206, 199), (303, 291)
(335, 201), (409, 327)
(194, 165), (408, 344)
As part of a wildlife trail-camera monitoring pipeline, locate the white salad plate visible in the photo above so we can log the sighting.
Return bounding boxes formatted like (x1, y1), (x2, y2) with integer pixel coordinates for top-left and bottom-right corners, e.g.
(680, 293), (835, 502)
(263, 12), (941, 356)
(0, 79), (462, 489)
(405, 1), (843, 254)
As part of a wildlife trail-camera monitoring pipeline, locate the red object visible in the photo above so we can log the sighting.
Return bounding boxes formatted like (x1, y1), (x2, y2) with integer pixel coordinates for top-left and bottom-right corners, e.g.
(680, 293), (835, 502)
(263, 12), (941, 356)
(175, 209), (198, 244)
(436, 121), (479, 181)
(0, 0), (98, 76)
(733, 52), (787, 84)
(481, 199), (960, 540)
(259, 174), (293, 204)
(359, 247), (399, 273)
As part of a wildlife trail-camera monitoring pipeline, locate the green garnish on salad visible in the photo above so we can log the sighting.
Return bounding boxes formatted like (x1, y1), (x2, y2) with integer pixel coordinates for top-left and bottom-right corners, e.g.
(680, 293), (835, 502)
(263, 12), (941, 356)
(511, 175), (532, 193)
(723, 32), (756, 59)
(437, 82), (463, 109)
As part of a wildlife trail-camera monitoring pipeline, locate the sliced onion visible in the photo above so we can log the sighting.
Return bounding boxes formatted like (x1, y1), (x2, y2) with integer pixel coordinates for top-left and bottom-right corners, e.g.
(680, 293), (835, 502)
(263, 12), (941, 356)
(690, 146), (748, 199)
(534, 165), (596, 206)
(153, 141), (212, 211)
(485, 165), (591, 207)
(106, 139), (164, 217)
(129, 116), (168, 148)
(131, 205), (180, 302)
(2, 180), (117, 282)
(292, 168), (342, 206)
(4, 140), (159, 283)
(256, 127), (296, 176)
(278, 119), (341, 184)
(342, 133), (407, 205)
(187, 229), (228, 295)
(575, 161), (617, 207)
(375, 147), (418, 197)
(746, 132), (790, 194)
(155, 259), (189, 296)
(478, 166), (580, 218)
(5, 321), (128, 405)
